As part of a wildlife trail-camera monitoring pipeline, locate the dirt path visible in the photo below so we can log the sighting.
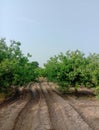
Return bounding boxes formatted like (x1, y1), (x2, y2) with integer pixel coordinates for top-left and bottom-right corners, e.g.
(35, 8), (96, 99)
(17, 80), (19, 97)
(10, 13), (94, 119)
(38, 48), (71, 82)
(0, 94), (30, 130)
(13, 83), (52, 130)
(0, 81), (98, 130)
(64, 95), (99, 130)
(41, 82), (92, 130)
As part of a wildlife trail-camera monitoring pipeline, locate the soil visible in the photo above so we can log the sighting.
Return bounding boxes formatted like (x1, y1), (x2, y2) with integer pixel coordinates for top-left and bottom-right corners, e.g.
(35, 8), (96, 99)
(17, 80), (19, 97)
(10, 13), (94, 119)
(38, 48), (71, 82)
(0, 82), (99, 130)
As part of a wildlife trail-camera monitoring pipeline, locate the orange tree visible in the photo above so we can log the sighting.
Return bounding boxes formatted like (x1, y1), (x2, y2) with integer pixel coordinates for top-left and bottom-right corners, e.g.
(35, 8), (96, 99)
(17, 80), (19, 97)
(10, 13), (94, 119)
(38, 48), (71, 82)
(44, 50), (99, 93)
(0, 38), (39, 94)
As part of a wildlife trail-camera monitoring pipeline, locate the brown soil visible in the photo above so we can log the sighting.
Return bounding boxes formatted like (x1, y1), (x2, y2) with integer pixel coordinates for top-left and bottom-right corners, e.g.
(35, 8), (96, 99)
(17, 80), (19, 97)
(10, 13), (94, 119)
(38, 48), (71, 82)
(63, 95), (99, 130)
(0, 82), (99, 130)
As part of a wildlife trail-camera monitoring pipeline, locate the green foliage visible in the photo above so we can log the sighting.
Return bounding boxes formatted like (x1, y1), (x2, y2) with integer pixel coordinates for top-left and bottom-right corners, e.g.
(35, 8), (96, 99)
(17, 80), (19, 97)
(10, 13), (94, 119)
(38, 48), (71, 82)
(44, 50), (99, 93)
(95, 86), (99, 99)
(0, 38), (39, 94)
(36, 67), (46, 77)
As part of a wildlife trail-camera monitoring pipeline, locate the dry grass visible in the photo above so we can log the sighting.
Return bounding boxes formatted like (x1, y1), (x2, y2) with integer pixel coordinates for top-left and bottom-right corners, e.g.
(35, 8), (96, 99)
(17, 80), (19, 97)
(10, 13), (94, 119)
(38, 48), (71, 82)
(0, 93), (5, 103)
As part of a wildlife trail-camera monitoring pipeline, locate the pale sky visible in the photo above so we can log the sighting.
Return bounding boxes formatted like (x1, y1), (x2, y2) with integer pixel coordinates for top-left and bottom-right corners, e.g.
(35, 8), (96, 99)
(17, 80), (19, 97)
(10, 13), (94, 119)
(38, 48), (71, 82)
(0, 0), (99, 66)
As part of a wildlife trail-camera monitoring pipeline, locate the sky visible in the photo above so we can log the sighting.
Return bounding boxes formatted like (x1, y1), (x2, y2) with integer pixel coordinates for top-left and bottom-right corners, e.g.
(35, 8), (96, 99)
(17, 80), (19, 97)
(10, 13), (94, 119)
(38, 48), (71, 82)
(0, 0), (99, 66)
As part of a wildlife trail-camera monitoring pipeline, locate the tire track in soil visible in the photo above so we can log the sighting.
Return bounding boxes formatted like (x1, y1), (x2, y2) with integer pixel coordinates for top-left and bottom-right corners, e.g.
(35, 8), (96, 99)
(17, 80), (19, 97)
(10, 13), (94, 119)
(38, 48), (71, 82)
(12, 83), (40, 130)
(0, 95), (30, 130)
(41, 82), (92, 130)
(0, 81), (94, 130)
(49, 83), (96, 130)
(0, 83), (34, 130)
(31, 83), (52, 130)
(13, 83), (53, 130)
(41, 82), (69, 130)
(65, 96), (97, 130)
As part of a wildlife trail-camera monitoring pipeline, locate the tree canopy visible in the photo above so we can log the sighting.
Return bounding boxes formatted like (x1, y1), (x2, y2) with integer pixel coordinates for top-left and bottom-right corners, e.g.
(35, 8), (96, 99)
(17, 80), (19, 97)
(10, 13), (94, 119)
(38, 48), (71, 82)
(0, 38), (39, 94)
(44, 50), (99, 93)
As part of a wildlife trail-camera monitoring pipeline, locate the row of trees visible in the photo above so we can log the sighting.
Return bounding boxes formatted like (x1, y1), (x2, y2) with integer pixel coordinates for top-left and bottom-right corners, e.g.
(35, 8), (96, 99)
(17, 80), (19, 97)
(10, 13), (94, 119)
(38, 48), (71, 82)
(0, 38), (99, 97)
(0, 38), (39, 94)
(44, 50), (99, 93)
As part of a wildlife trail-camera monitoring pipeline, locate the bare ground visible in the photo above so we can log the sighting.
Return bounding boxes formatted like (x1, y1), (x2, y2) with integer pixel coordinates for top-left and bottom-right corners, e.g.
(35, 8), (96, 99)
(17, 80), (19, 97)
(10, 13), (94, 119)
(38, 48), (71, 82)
(0, 82), (99, 130)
